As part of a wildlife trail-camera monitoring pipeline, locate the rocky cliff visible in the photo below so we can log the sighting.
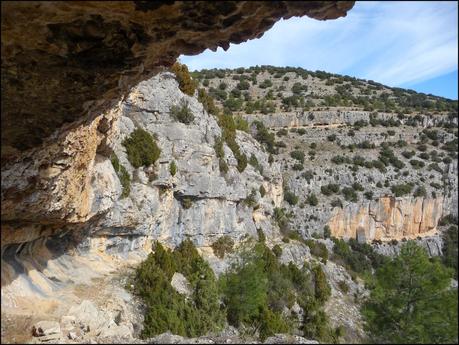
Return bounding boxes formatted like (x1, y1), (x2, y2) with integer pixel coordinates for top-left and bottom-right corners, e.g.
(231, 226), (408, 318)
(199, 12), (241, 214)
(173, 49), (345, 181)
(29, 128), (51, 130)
(1, 67), (456, 344)
(1, 71), (281, 310)
(328, 196), (444, 241)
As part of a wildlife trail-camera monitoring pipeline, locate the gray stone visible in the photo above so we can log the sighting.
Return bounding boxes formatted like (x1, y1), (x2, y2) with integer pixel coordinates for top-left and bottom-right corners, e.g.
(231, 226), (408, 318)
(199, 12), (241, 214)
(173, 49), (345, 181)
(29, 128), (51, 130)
(170, 272), (192, 297)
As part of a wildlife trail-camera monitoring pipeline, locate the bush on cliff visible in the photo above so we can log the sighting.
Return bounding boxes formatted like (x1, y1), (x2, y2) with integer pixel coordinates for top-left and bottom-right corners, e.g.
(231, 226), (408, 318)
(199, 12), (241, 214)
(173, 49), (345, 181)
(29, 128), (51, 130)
(220, 242), (338, 342)
(111, 153), (131, 198)
(170, 100), (195, 124)
(131, 240), (224, 338)
(171, 62), (197, 96)
(211, 236), (235, 259)
(122, 128), (161, 168)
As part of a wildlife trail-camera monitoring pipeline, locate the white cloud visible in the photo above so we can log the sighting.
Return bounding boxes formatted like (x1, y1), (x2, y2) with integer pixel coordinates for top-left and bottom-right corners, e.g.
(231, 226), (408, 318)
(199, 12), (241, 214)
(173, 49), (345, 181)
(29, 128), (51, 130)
(180, 1), (458, 87)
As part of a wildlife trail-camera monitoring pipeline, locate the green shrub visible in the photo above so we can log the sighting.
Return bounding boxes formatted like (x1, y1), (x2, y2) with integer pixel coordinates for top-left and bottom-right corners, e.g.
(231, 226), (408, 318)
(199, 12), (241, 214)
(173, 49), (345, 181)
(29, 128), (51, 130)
(277, 128), (288, 136)
(331, 198), (343, 208)
(402, 150), (416, 159)
(236, 80), (250, 90)
(169, 161), (177, 176)
(274, 207), (291, 234)
(352, 182), (364, 191)
(442, 225), (458, 278)
(182, 197), (193, 209)
(413, 186), (426, 197)
(307, 193), (319, 206)
(430, 182), (442, 190)
(338, 280), (349, 294)
(214, 136), (224, 158)
(259, 79), (273, 89)
(211, 236), (235, 259)
(284, 190), (299, 206)
(123, 128), (161, 168)
(305, 240), (329, 262)
(362, 242), (457, 344)
(171, 62), (197, 96)
(312, 264), (331, 303)
(244, 189), (258, 208)
(327, 134), (337, 142)
(111, 153), (131, 198)
(323, 226), (331, 239)
(410, 159), (425, 169)
(170, 100), (195, 124)
(342, 187), (358, 202)
(364, 191), (373, 200)
(198, 88), (219, 116)
(290, 150), (305, 163)
(220, 241), (334, 342)
(439, 214), (458, 226)
(220, 245), (269, 327)
(293, 163), (304, 171)
(132, 240), (224, 338)
(217, 114), (247, 172)
(234, 116), (249, 132)
(272, 244), (282, 258)
(219, 158), (229, 174)
(253, 120), (276, 154)
(391, 183), (413, 197)
(321, 183), (340, 196)
(302, 170), (314, 183)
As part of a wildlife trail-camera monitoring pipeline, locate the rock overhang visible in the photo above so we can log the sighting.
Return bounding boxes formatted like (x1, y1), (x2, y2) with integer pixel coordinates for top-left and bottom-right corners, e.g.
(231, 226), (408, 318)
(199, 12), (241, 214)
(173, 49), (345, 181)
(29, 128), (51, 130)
(1, 1), (354, 161)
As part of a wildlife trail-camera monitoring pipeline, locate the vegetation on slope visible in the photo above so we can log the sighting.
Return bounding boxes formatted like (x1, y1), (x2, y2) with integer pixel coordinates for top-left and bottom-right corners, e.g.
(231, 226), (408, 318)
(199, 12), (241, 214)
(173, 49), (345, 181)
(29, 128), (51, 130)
(131, 238), (342, 343)
(192, 66), (458, 115)
(130, 240), (224, 338)
(122, 128), (161, 168)
(362, 241), (458, 344)
(110, 153), (131, 198)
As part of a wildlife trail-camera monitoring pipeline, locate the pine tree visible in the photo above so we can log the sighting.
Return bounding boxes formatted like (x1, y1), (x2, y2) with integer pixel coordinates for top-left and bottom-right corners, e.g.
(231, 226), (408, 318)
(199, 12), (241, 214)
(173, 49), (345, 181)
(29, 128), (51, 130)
(362, 241), (458, 343)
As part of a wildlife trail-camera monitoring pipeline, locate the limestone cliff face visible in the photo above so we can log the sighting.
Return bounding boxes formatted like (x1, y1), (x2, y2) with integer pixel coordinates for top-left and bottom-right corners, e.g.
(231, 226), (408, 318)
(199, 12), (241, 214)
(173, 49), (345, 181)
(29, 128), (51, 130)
(1, 1), (354, 158)
(1, 72), (283, 311)
(328, 196), (444, 241)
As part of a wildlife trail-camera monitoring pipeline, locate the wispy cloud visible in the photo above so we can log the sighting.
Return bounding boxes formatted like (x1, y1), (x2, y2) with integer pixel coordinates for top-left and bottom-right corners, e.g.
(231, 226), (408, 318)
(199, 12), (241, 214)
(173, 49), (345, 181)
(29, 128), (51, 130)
(181, 1), (458, 89)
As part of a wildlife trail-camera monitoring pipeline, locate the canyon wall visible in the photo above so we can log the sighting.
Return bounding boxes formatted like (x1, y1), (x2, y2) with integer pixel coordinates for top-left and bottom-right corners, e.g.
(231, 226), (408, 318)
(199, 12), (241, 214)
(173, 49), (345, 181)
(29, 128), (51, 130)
(1, 72), (283, 312)
(328, 196), (443, 241)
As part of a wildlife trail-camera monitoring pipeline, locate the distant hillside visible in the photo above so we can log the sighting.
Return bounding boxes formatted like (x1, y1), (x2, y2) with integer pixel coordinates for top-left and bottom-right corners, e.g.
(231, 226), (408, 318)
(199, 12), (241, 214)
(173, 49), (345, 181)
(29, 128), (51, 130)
(191, 66), (457, 116)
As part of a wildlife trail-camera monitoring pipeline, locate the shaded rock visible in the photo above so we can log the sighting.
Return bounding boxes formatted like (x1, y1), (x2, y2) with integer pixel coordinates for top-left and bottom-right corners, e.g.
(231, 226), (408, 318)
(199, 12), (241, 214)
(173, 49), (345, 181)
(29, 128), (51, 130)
(1, 1), (354, 157)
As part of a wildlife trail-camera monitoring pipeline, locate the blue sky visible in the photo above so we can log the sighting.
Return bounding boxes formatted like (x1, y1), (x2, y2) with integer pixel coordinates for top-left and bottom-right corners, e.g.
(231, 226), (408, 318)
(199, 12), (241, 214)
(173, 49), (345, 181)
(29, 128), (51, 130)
(181, 1), (458, 100)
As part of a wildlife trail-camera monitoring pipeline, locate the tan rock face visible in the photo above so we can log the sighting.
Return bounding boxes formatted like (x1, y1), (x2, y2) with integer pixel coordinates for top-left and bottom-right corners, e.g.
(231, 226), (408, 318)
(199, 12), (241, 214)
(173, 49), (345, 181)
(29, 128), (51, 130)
(1, 107), (120, 226)
(1, 1), (354, 159)
(328, 196), (444, 242)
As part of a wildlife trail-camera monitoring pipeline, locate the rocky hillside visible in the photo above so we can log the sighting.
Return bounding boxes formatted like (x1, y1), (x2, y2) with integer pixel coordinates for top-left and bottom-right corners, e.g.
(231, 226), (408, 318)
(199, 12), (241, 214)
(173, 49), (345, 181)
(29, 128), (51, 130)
(193, 66), (458, 248)
(1, 65), (457, 344)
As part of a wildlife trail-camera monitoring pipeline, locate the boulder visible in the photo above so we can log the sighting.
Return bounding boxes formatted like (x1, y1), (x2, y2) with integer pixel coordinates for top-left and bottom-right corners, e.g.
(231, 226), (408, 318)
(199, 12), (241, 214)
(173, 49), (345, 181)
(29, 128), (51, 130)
(32, 321), (61, 337)
(170, 272), (192, 298)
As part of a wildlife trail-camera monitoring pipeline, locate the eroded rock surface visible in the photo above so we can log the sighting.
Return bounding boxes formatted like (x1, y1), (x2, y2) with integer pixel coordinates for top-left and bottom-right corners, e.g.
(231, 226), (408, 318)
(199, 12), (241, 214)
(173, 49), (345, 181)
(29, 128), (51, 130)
(1, 72), (283, 317)
(328, 196), (444, 241)
(1, 1), (354, 157)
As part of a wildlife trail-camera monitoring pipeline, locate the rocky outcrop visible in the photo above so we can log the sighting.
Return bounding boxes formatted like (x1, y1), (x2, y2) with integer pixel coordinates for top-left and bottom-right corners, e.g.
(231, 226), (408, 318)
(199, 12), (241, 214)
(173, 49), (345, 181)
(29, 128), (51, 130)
(0, 72), (282, 314)
(243, 110), (457, 130)
(373, 234), (444, 257)
(1, 1), (354, 158)
(328, 196), (444, 241)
